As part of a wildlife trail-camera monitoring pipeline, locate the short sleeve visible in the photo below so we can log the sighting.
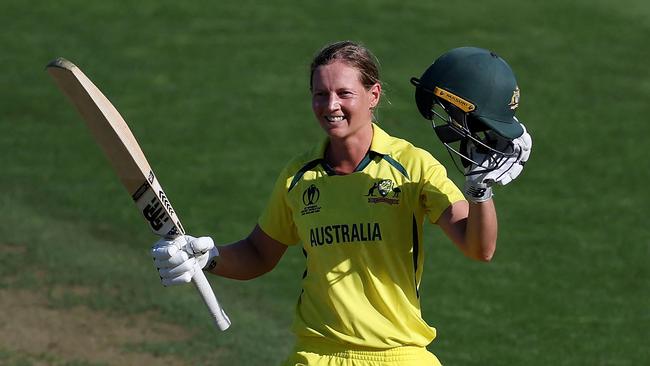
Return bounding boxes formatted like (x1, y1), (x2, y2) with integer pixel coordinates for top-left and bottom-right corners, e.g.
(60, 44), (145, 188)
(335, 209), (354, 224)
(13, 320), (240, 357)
(421, 162), (466, 223)
(258, 166), (300, 246)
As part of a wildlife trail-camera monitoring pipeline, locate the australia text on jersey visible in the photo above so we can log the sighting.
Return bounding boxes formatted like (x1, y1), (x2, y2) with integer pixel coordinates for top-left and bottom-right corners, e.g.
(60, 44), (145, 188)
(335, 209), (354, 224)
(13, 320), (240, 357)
(310, 222), (382, 246)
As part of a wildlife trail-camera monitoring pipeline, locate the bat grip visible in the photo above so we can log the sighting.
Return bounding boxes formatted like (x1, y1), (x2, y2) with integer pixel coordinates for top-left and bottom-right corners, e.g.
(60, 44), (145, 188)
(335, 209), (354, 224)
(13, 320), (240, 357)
(192, 265), (231, 331)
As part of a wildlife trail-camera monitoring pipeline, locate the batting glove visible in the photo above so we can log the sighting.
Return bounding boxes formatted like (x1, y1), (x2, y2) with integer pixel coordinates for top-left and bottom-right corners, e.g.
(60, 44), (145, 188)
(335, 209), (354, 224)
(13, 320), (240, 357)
(151, 235), (219, 286)
(464, 124), (532, 203)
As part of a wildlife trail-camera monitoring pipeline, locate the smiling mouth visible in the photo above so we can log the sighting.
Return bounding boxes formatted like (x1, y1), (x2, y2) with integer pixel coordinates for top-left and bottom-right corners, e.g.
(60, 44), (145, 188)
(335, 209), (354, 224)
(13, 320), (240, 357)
(325, 116), (345, 122)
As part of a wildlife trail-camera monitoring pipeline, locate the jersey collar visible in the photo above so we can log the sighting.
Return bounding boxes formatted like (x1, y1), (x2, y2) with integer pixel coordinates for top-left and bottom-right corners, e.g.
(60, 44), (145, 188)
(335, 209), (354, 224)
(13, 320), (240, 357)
(315, 123), (392, 159)
(367, 123), (392, 156)
(313, 123), (393, 175)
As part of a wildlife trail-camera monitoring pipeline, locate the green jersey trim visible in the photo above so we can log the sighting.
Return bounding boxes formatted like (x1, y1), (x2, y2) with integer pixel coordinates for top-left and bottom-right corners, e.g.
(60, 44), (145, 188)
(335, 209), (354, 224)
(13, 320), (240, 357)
(288, 159), (322, 192)
(412, 215), (420, 298)
(287, 150), (410, 194)
(382, 155), (410, 179)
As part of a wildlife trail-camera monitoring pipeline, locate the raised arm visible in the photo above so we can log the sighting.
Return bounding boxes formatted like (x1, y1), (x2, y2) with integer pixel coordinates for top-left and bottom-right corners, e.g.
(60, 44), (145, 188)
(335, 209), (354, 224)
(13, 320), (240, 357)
(151, 225), (287, 287)
(208, 225), (288, 280)
(437, 200), (497, 262)
(436, 125), (532, 262)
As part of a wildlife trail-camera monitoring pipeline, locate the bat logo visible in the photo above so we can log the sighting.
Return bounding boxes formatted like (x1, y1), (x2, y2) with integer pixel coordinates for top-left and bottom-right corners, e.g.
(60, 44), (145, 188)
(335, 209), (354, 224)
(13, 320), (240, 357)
(158, 190), (175, 216)
(142, 198), (170, 230)
(166, 221), (185, 237)
(167, 226), (180, 237)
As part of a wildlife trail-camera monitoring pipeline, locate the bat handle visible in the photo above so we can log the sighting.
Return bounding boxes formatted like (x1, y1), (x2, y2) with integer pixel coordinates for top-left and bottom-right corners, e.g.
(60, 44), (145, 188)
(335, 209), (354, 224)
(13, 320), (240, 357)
(191, 265), (231, 331)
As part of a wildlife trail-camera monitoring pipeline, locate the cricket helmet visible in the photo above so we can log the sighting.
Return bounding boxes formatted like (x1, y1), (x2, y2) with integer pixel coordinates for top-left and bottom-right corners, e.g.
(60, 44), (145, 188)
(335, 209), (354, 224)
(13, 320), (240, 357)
(410, 47), (524, 173)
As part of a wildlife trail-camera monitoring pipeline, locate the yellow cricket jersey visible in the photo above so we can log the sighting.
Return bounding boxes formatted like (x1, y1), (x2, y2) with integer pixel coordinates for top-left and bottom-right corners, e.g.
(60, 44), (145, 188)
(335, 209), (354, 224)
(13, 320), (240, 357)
(258, 123), (465, 349)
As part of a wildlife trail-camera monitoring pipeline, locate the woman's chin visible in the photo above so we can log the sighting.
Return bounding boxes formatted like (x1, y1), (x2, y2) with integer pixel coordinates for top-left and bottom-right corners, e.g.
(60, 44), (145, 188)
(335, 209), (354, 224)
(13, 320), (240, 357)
(320, 121), (349, 138)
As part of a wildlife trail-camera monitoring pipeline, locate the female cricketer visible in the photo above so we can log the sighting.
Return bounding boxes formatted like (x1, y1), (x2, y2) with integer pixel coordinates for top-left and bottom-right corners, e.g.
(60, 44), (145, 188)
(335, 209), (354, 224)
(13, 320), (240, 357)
(151, 41), (532, 365)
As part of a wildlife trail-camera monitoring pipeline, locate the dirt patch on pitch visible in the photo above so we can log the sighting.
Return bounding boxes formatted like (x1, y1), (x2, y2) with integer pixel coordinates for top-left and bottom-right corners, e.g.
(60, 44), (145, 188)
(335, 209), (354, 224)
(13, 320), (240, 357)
(0, 288), (192, 365)
(0, 243), (26, 254)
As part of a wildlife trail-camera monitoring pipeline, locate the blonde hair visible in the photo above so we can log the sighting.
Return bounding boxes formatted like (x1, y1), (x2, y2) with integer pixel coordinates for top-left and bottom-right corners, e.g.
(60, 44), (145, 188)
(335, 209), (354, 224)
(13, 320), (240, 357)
(310, 41), (381, 92)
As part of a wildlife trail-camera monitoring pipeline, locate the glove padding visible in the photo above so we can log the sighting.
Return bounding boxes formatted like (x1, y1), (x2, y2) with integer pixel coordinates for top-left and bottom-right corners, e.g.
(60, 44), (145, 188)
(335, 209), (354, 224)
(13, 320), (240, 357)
(463, 124), (532, 202)
(151, 235), (219, 286)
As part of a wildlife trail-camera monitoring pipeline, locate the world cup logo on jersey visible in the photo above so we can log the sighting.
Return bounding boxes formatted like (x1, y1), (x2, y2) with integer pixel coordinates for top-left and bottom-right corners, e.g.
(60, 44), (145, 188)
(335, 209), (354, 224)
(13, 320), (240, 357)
(303, 184), (320, 205)
(301, 184), (321, 215)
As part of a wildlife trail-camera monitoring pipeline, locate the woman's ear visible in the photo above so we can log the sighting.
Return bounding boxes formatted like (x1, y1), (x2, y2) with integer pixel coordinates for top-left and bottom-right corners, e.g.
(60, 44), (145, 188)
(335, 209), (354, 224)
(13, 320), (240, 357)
(369, 83), (381, 109)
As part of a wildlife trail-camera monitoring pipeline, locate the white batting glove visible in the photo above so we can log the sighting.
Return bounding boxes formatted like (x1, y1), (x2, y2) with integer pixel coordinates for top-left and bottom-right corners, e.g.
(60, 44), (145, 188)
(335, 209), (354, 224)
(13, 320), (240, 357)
(151, 235), (219, 287)
(464, 124), (532, 203)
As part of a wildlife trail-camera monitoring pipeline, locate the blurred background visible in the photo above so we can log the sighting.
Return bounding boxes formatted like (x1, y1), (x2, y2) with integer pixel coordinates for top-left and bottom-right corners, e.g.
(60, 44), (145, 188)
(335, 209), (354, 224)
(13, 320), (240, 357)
(1, 0), (648, 365)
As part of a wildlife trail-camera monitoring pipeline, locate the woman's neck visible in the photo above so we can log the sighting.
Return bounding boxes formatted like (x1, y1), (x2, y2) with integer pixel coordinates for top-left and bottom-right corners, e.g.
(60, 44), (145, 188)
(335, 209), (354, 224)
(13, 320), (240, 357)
(325, 124), (373, 175)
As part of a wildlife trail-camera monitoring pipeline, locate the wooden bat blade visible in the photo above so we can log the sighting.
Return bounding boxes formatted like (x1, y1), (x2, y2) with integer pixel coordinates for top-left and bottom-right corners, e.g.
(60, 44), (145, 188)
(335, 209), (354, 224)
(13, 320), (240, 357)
(47, 58), (231, 330)
(47, 58), (150, 195)
(47, 58), (184, 237)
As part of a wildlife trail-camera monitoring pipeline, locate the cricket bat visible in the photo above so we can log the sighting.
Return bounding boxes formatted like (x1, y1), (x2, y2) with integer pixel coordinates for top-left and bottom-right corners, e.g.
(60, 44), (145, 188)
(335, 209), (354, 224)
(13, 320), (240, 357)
(46, 57), (231, 331)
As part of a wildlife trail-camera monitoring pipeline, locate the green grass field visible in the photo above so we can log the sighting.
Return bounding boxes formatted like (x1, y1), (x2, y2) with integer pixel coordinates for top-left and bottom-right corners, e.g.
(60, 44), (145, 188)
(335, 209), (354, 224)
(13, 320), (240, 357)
(2, 1), (648, 365)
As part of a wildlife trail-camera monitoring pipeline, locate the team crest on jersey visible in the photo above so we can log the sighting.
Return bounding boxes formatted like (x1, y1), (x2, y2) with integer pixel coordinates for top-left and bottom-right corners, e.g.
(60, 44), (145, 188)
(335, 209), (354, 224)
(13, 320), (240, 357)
(301, 184), (321, 215)
(366, 179), (401, 205)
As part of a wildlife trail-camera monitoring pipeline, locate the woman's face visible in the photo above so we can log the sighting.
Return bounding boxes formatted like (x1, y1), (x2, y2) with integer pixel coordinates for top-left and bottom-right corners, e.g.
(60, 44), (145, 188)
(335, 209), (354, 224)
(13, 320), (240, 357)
(311, 60), (380, 140)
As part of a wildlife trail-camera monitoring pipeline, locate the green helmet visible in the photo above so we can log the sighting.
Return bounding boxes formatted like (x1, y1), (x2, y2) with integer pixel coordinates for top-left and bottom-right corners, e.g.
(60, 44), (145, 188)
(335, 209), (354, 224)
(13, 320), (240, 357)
(411, 46), (523, 140)
(410, 47), (525, 174)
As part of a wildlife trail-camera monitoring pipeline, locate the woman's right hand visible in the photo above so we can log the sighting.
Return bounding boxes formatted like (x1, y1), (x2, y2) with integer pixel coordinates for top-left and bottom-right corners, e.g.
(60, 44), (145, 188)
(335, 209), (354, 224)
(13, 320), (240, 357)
(151, 235), (219, 286)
